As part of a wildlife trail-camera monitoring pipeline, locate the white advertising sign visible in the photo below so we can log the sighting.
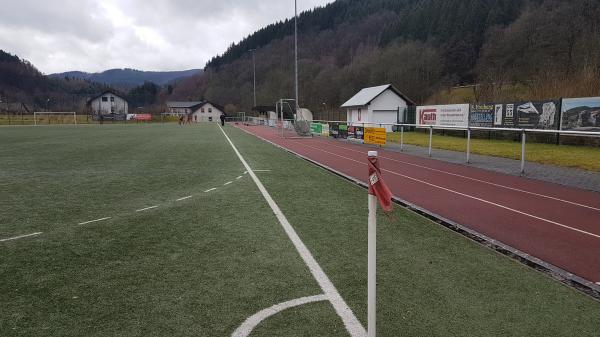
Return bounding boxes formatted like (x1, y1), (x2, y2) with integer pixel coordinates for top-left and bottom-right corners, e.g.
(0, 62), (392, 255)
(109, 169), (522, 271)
(416, 104), (470, 127)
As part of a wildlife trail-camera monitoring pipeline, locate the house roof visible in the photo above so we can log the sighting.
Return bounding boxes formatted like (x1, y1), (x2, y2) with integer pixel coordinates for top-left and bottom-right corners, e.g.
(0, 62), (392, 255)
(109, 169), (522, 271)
(167, 101), (225, 113)
(166, 101), (204, 109)
(87, 90), (127, 105)
(340, 84), (414, 108)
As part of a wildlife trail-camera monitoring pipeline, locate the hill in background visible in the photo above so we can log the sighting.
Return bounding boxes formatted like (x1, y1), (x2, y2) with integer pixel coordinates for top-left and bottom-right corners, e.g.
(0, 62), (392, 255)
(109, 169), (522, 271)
(170, 0), (600, 115)
(50, 68), (202, 90)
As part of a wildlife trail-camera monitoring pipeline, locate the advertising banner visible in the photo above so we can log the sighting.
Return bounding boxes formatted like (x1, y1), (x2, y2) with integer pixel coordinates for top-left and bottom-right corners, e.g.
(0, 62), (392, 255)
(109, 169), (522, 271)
(321, 123), (330, 136)
(469, 100), (559, 129)
(417, 104), (469, 127)
(364, 127), (387, 145)
(469, 104), (495, 127)
(310, 122), (322, 134)
(514, 101), (559, 129)
(561, 97), (600, 132)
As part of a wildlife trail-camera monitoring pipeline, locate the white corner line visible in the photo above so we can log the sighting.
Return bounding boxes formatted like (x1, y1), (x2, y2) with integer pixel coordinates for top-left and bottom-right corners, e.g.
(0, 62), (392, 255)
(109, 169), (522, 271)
(218, 124), (366, 337)
(78, 217), (112, 225)
(0, 232), (43, 242)
(231, 294), (328, 337)
(236, 176), (243, 180)
(136, 205), (158, 212)
(224, 181), (233, 186)
(176, 195), (193, 201)
(204, 188), (217, 193)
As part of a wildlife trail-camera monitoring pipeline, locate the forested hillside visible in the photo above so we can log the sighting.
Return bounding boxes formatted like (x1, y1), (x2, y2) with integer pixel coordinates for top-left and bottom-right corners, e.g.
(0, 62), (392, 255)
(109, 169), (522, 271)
(50, 68), (202, 90)
(0, 50), (109, 111)
(170, 0), (600, 114)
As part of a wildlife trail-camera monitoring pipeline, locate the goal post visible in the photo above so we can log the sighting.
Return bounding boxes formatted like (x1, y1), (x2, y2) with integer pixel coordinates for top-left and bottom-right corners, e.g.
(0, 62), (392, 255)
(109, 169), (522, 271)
(34, 112), (77, 126)
(276, 98), (312, 139)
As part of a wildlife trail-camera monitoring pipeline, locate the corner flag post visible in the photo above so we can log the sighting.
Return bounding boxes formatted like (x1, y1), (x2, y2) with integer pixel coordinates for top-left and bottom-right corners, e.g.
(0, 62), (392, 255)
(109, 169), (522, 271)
(367, 150), (392, 337)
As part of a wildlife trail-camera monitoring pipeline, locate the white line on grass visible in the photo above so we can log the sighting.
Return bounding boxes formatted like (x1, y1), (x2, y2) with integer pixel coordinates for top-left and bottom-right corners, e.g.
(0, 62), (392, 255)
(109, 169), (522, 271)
(136, 206), (158, 212)
(224, 181), (233, 186)
(176, 195), (193, 201)
(0, 232), (43, 242)
(232, 294), (328, 337)
(236, 176), (243, 180)
(204, 188), (217, 193)
(78, 217), (111, 225)
(219, 124), (366, 337)
(294, 140), (600, 240)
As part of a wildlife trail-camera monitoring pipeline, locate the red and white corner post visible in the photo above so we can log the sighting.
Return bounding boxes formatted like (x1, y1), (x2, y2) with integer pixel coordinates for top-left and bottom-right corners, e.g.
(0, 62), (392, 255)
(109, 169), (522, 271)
(367, 150), (392, 337)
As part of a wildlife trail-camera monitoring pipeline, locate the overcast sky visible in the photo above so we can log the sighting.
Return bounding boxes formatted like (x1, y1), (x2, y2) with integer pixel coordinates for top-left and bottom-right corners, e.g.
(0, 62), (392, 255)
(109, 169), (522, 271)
(0, 0), (333, 74)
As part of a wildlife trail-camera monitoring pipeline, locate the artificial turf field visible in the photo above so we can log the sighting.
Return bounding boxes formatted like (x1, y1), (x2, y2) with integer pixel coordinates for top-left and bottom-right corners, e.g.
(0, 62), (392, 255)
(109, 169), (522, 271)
(1, 123), (599, 337)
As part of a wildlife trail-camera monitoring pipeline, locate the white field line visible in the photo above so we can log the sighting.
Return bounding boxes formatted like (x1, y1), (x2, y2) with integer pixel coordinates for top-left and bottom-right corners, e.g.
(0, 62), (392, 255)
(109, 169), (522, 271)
(176, 195), (193, 201)
(0, 232), (43, 242)
(243, 170), (271, 174)
(320, 140), (600, 212)
(294, 140), (600, 240)
(236, 176), (243, 180)
(204, 188), (217, 193)
(136, 205), (158, 212)
(224, 181), (233, 186)
(78, 217), (111, 225)
(232, 294), (328, 337)
(219, 125), (366, 337)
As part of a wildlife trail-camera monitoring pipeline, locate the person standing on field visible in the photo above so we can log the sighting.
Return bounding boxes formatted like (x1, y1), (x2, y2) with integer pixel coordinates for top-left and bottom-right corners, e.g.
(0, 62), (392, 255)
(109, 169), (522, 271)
(220, 112), (226, 126)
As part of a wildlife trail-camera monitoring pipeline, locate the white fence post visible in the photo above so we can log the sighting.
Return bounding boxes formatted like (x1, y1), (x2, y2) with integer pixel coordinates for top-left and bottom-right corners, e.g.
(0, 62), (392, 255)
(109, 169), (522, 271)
(400, 126), (404, 151)
(521, 130), (526, 173)
(466, 128), (471, 164)
(428, 126), (433, 157)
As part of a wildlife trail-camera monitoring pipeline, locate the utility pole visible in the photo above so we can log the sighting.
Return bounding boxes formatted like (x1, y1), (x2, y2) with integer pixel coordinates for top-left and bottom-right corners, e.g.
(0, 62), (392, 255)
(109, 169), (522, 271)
(294, 0), (299, 114)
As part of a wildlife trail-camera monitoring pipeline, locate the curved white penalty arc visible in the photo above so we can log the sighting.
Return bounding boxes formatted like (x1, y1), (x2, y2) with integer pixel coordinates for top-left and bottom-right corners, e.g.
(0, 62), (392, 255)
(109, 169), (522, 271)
(231, 294), (328, 337)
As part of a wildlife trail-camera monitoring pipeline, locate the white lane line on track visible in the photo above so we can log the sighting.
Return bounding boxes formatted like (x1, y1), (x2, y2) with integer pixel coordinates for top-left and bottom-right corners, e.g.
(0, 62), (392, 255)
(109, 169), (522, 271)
(204, 188), (217, 192)
(224, 181), (233, 185)
(136, 205), (158, 212)
(78, 217), (111, 225)
(219, 125), (366, 337)
(291, 140), (600, 240)
(314, 139), (600, 212)
(231, 294), (328, 337)
(0, 232), (43, 242)
(176, 195), (193, 201)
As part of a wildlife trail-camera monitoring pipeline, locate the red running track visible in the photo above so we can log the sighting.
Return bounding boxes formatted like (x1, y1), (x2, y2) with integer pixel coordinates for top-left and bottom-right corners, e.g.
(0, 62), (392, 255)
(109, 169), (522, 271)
(235, 124), (600, 283)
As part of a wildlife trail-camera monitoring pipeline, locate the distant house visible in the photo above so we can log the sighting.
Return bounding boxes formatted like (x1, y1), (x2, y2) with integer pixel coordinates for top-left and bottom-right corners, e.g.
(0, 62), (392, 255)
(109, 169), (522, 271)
(166, 101), (224, 123)
(341, 84), (414, 132)
(87, 90), (129, 120)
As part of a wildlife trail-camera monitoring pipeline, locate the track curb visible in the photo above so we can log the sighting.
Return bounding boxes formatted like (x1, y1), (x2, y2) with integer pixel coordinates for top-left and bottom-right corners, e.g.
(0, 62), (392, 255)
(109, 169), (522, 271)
(235, 125), (600, 301)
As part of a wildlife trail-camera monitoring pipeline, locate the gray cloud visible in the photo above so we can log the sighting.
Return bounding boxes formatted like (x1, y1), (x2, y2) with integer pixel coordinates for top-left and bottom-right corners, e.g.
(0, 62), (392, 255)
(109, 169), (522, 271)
(0, 0), (333, 73)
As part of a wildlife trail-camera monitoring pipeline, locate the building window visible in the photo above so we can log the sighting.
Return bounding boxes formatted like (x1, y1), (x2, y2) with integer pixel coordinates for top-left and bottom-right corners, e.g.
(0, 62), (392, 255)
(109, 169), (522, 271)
(358, 108), (362, 121)
(201, 108), (205, 113)
(102, 97), (108, 102)
(208, 107), (212, 113)
(110, 97), (115, 102)
(209, 117), (213, 122)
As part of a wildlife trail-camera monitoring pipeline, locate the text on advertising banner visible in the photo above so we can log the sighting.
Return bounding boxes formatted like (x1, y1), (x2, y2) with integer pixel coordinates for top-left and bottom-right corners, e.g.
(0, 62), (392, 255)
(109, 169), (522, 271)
(416, 104), (469, 127)
(364, 127), (387, 145)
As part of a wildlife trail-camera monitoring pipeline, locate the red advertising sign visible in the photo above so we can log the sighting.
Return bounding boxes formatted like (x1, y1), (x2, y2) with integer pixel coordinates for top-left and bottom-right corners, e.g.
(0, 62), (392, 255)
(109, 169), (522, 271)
(134, 114), (152, 121)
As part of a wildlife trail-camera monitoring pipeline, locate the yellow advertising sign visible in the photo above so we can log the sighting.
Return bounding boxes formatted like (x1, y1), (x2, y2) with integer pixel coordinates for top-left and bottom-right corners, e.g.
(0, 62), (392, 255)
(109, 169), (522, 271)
(364, 127), (387, 145)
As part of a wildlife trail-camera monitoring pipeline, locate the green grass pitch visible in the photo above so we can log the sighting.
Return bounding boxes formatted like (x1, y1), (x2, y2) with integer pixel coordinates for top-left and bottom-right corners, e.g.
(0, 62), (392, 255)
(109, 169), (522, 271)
(1, 123), (599, 336)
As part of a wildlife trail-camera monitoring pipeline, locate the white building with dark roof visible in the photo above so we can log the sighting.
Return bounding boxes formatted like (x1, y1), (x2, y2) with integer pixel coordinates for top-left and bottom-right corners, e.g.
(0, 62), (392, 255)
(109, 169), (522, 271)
(166, 101), (224, 123)
(341, 84), (414, 131)
(87, 90), (129, 120)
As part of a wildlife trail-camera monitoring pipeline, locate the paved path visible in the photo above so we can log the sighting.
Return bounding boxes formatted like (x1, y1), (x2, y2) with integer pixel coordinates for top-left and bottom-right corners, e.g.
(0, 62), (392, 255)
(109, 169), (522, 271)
(236, 124), (600, 285)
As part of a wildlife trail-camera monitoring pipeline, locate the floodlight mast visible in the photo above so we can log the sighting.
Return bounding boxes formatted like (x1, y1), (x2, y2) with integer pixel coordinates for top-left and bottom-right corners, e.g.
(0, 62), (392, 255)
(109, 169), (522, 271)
(294, 0), (299, 114)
